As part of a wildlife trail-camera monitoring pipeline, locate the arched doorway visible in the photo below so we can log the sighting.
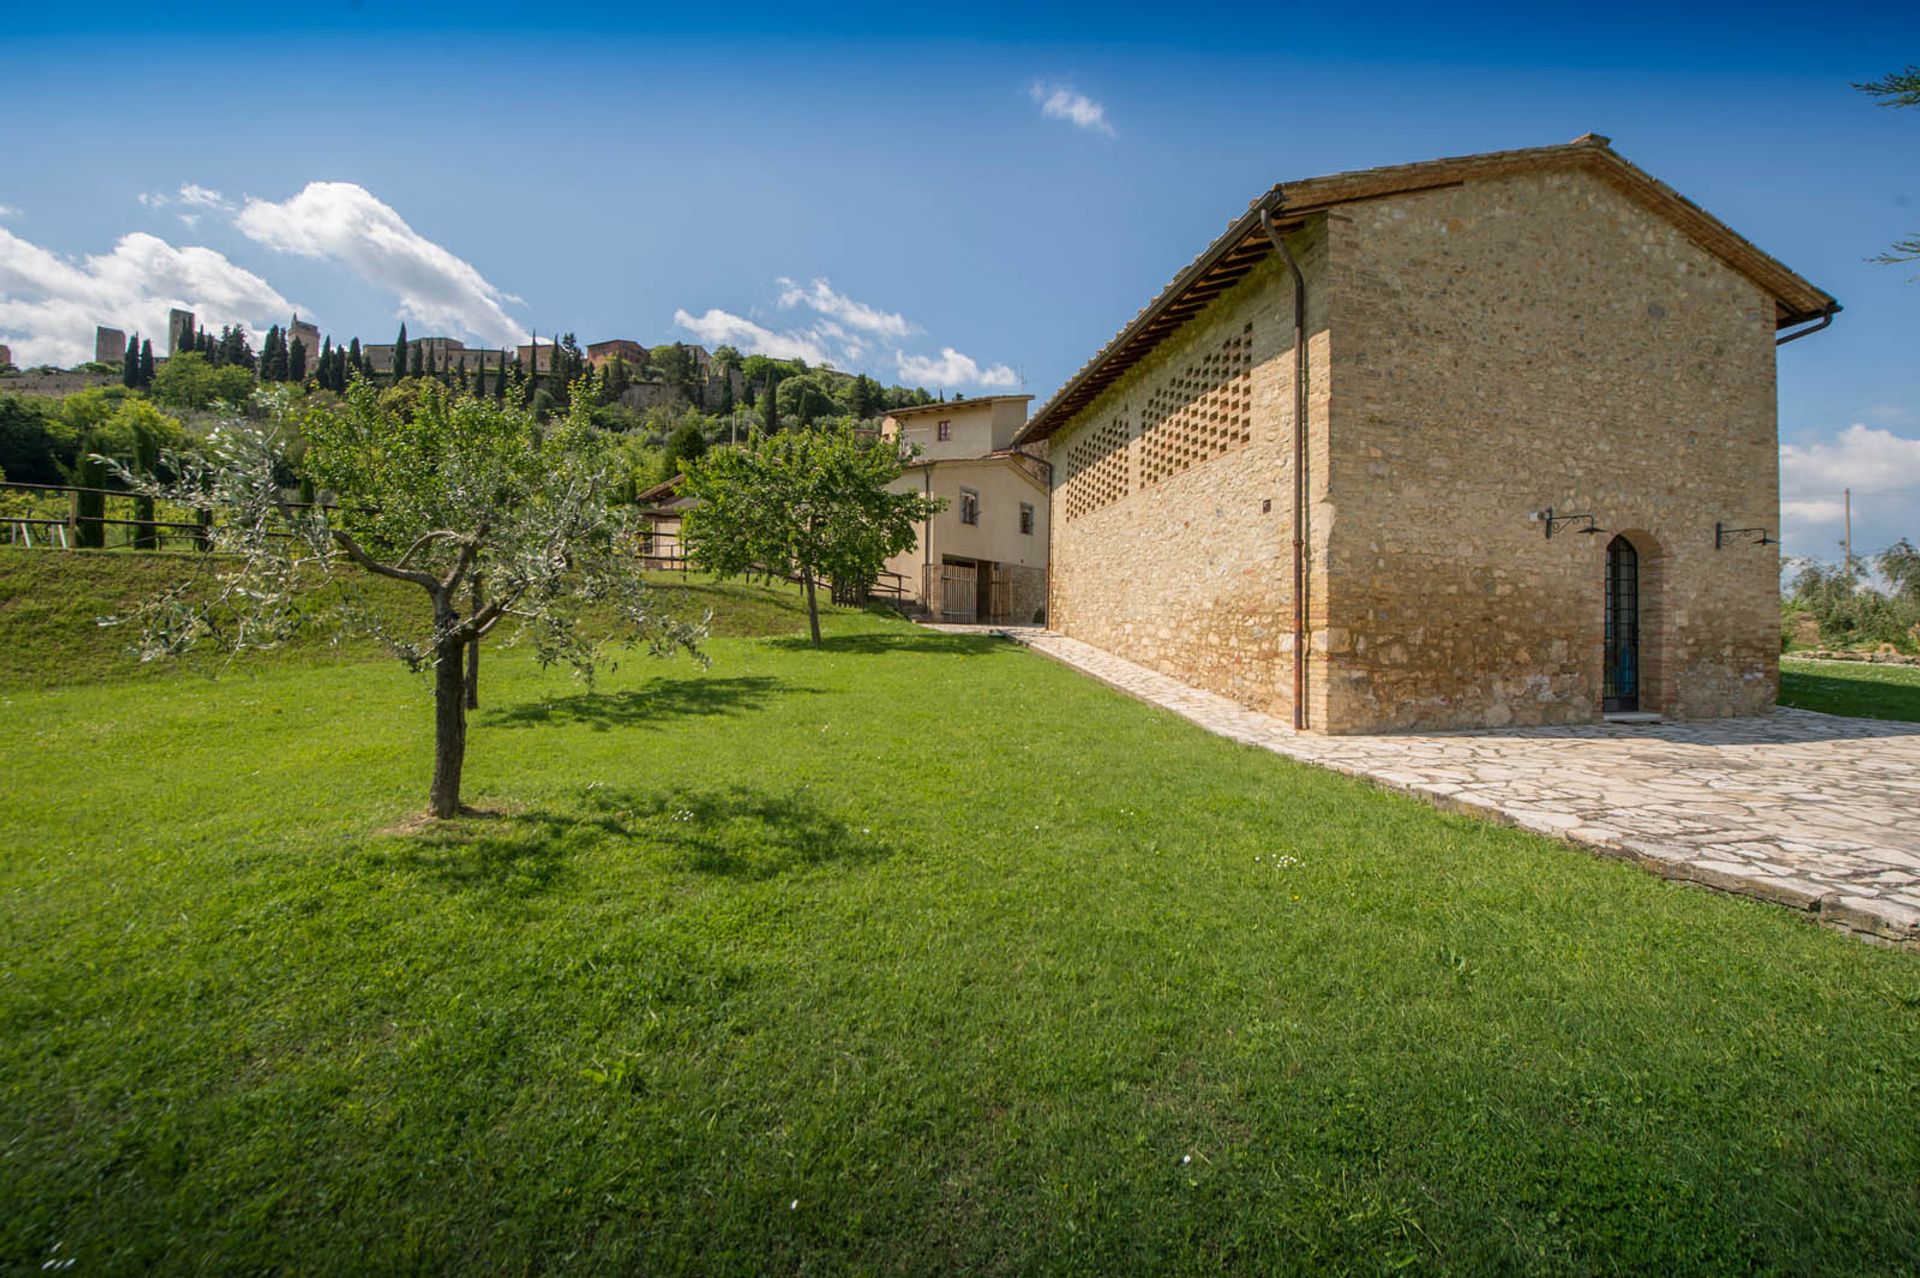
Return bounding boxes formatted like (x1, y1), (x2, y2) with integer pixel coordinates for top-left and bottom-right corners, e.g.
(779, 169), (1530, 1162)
(1604, 535), (1639, 713)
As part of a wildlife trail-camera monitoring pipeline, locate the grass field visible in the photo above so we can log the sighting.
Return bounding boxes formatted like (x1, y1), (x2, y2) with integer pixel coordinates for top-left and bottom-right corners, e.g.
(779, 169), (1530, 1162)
(3, 565), (1918, 1272)
(1780, 655), (1920, 722)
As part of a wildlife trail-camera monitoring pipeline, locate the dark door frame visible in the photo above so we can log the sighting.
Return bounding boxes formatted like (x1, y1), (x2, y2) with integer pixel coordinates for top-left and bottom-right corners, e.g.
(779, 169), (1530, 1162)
(1604, 534), (1640, 713)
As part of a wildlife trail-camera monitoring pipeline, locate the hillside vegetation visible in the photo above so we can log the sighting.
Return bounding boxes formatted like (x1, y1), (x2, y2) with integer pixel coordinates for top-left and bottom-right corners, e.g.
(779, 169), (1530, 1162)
(0, 548), (842, 691)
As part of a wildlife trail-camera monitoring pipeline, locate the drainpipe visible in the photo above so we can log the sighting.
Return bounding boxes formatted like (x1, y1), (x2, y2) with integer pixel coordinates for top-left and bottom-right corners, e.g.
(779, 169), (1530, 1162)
(1261, 205), (1310, 731)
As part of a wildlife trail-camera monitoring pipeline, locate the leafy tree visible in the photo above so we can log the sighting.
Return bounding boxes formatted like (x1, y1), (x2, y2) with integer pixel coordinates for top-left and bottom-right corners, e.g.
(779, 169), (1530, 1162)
(151, 351), (255, 411)
(1879, 538), (1920, 601)
(849, 373), (883, 420)
(663, 421), (708, 475)
(109, 384), (706, 818)
(776, 375), (836, 428)
(0, 394), (72, 484)
(70, 444), (110, 547)
(683, 425), (941, 646)
(1858, 66), (1920, 267)
(600, 355), (633, 404)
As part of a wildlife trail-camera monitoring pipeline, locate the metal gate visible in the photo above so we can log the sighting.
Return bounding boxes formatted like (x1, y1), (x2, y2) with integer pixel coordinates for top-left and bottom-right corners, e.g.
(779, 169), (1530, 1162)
(940, 562), (978, 622)
(1604, 535), (1639, 712)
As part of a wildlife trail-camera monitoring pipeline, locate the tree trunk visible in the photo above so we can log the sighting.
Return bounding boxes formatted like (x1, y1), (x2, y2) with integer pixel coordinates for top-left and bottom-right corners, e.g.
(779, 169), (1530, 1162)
(429, 637), (468, 818)
(803, 570), (821, 646)
(465, 571), (483, 710)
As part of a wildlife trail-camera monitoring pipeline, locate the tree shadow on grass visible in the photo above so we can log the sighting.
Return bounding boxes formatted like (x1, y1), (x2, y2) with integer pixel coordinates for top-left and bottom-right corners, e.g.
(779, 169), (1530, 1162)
(481, 674), (813, 733)
(375, 783), (898, 899)
(768, 631), (1004, 657)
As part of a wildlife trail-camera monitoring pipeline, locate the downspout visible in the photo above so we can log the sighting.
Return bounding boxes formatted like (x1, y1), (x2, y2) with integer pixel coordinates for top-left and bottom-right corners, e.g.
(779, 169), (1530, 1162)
(1260, 205), (1310, 731)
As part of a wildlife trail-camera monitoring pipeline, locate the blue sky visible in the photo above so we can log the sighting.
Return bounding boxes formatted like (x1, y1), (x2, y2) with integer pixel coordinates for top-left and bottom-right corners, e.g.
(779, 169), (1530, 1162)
(1, 0), (1914, 563)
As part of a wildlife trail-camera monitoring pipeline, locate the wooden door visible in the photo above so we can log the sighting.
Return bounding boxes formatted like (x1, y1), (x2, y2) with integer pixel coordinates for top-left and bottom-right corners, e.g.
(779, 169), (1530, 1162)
(940, 562), (978, 622)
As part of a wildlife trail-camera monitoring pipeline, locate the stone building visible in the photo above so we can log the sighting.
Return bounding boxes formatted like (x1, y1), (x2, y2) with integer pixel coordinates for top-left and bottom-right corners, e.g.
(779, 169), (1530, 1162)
(0, 344), (12, 369)
(1016, 135), (1837, 734)
(881, 396), (1050, 624)
(94, 327), (126, 365)
(364, 337), (512, 375)
(586, 339), (649, 368)
(168, 309), (195, 356)
(288, 314), (321, 361)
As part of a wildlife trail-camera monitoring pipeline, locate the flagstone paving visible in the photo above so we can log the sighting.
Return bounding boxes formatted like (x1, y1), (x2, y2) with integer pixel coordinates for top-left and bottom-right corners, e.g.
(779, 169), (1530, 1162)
(929, 625), (1920, 946)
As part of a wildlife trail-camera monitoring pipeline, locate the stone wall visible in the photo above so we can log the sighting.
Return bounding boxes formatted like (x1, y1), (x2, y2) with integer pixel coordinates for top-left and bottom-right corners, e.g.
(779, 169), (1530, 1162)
(1322, 167), (1781, 730)
(1047, 226), (1333, 721)
(0, 371), (118, 398)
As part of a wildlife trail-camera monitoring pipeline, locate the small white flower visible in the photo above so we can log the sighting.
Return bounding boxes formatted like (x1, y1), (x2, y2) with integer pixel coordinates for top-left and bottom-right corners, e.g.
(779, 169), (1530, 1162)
(790, 1199), (800, 1210)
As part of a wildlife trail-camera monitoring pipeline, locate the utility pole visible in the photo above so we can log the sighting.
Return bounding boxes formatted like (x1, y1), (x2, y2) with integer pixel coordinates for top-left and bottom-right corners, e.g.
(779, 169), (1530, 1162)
(1844, 487), (1853, 572)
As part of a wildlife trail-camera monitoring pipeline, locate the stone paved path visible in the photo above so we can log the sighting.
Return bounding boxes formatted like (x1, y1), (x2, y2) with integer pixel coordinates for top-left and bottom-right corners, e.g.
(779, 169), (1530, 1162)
(927, 625), (1920, 946)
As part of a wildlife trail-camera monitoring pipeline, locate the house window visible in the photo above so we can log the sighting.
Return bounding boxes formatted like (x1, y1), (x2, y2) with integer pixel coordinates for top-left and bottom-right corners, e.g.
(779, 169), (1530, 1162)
(937, 420), (952, 441)
(1019, 502), (1035, 535)
(960, 488), (980, 525)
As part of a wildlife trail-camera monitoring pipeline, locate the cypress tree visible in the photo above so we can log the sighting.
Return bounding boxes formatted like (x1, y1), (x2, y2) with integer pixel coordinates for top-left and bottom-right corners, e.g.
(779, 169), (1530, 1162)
(409, 339), (424, 379)
(319, 338), (334, 387)
(122, 334), (140, 388)
(288, 334), (307, 382)
(394, 323), (408, 381)
(348, 336), (362, 378)
(494, 354), (507, 402)
(138, 339), (154, 388)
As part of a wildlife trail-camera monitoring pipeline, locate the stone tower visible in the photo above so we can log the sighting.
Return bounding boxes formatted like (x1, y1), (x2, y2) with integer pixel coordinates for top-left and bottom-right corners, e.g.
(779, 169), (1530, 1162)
(95, 326), (127, 365)
(168, 308), (196, 356)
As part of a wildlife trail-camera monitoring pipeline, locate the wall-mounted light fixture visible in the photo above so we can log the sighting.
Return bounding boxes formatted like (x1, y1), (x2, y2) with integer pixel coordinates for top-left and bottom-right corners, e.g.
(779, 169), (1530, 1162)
(1714, 522), (1776, 549)
(1529, 506), (1602, 539)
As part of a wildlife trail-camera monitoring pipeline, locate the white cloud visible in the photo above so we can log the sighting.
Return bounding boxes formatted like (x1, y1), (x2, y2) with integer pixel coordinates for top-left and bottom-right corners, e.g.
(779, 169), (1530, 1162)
(776, 277), (916, 339)
(236, 181), (526, 348)
(1030, 81), (1116, 137)
(138, 182), (233, 213)
(895, 347), (1019, 390)
(673, 307), (830, 364)
(677, 279), (1017, 390)
(1780, 422), (1920, 559)
(0, 203), (19, 220)
(0, 226), (294, 366)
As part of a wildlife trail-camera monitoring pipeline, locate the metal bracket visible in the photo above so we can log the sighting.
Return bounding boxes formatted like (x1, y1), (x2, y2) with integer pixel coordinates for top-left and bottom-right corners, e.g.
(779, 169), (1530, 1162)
(1714, 522), (1775, 549)
(1533, 507), (1601, 540)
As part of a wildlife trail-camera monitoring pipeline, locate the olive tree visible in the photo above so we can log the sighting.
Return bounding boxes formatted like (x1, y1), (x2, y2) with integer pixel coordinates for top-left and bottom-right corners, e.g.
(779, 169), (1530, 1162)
(109, 382), (705, 818)
(681, 424), (940, 645)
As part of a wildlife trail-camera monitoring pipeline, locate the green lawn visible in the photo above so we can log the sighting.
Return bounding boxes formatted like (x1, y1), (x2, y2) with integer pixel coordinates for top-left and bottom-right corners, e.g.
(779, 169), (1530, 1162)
(1781, 655), (1920, 722)
(3, 597), (1918, 1273)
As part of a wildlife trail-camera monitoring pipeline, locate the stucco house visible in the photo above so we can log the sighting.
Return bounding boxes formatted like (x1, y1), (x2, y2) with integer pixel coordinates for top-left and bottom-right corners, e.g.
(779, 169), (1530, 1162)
(634, 474), (694, 569)
(881, 396), (1051, 624)
(1015, 135), (1837, 734)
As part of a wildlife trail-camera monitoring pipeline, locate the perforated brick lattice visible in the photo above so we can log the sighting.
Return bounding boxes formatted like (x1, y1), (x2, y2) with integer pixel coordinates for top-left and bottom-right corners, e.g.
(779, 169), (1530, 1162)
(1062, 414), (1132, 521)
(1137, 325), (1254, 489)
